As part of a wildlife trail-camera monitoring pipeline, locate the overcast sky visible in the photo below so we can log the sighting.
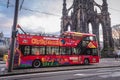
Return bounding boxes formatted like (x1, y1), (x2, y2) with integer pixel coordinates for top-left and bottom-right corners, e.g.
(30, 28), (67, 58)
(0, 0), (120, 37)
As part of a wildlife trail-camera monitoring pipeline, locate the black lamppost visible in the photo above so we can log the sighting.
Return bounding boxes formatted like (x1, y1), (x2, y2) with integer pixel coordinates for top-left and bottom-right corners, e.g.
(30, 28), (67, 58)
(8, 0), (19, 72)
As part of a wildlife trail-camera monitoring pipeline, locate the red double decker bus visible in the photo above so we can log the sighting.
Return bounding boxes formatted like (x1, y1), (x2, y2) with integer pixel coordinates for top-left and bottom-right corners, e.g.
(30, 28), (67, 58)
(7, 29), (100, 68)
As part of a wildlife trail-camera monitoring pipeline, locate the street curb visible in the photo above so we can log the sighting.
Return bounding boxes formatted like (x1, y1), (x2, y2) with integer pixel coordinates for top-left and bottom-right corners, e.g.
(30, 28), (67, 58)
(1, 65), (120, 77)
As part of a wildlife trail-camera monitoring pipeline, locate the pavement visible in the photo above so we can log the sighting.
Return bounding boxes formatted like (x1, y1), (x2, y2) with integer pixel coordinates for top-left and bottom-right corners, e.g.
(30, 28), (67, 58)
(0, 61), (5, 64)
(0, 58), (120, 76)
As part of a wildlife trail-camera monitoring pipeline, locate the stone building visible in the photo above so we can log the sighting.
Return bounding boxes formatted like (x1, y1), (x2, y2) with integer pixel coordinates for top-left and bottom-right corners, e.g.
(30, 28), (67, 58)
(61, 0), (113, 50)
(0, 32), (10, 47)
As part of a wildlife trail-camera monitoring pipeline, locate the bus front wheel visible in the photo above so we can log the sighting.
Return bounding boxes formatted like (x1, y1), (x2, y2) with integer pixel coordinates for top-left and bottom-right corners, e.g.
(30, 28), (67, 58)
(32, 60), (42, 68)
(84, 59), (89, 65)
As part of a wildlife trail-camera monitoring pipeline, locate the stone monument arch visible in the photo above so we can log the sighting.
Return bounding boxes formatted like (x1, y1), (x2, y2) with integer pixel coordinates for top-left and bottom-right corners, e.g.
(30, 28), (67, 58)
(61, 0), (113, 52)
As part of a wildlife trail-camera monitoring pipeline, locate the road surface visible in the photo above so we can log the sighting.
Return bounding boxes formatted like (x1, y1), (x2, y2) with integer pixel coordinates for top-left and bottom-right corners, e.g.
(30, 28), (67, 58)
(1, 67), (120, 80)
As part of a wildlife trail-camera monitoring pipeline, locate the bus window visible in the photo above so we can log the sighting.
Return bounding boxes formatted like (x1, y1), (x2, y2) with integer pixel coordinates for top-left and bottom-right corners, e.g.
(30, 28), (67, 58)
(20, 46), (31, 56)
(52, 47), (59, 55)
(66, 47), (71, 55)
(83, 37), (89, 41)
(71, 48), (79, 55)
(60, 47), (66, 55)
(32, 46), (40, 55)
(83, 36), (96, 41)
(31, 46), (45, 55)
(89, 36), (96, 41)
(82, 48), (98, 56)
(46, 46), (51, 55)
(46, 46), (59, 55)
(72, 48), (76, 54)
(39, 46), (45, 55)
(24, 46), (31, 55)
(86, 49), (91, 55)
(92, 49), (98, 56)
(80, 48), (92, 55)
(60, 47), (71, 55)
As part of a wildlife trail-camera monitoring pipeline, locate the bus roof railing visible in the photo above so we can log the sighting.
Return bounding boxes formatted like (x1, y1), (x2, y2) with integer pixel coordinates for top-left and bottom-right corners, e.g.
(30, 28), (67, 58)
(17, 24), (60, 37)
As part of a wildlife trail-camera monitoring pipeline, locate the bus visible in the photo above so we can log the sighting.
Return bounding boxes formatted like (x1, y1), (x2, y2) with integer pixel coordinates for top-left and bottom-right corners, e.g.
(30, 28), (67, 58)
(7, 28), (99, 68)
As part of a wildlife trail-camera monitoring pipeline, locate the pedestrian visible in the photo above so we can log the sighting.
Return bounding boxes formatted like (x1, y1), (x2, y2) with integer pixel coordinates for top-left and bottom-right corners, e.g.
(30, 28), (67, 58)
(113, 50), (118, 60)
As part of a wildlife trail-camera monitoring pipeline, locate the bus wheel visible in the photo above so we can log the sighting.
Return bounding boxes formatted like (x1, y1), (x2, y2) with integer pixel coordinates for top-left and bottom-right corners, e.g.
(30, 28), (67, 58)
(32, 60), (42, 68)
(84, 59), (89, 65)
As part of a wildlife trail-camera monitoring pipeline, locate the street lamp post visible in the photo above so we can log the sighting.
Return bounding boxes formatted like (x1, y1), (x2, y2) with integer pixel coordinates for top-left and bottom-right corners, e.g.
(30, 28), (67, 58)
(8, 0), (19, 72)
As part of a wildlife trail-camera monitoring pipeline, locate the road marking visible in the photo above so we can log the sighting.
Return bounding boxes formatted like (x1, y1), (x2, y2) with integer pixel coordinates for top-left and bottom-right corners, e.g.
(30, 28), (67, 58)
(74, 72), (111, 77)
(74, 74), (85, 76)
(97, 68), (120, 73)
(99, 72), (120, 78)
